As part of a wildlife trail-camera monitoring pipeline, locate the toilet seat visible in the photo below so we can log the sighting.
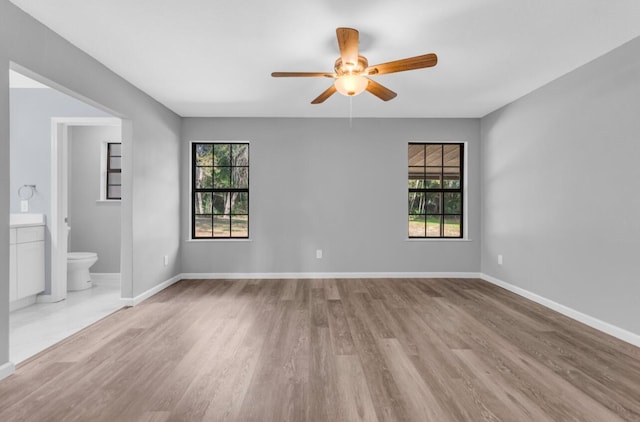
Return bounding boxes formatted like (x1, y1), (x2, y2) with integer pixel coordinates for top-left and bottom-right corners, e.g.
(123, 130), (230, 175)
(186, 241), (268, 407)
(68, 252), (97, 260)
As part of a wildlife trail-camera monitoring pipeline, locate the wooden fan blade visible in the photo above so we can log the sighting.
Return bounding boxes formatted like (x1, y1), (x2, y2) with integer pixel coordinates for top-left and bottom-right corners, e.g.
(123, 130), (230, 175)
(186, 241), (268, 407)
(366, 53), (437, 75)
(271, 72), (335, 78)
(311, 85), (337, 104)
(366, 78), (397, 101)
(336, 27), (359, 68)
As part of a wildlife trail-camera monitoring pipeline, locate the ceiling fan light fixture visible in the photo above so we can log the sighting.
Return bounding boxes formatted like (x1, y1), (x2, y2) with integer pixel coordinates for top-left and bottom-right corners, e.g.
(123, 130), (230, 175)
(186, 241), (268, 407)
(334, 74), (368, 97)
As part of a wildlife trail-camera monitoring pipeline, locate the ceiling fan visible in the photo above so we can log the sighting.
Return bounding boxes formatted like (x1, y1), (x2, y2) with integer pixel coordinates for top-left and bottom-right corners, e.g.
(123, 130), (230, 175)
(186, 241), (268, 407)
(271, 27), (438, 104)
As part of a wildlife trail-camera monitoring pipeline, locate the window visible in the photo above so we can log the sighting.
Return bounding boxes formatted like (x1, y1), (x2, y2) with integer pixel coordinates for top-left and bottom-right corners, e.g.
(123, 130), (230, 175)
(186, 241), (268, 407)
(192, 142), (249, 239)
(408, 143), (463, 238)
(106, 142), (122, 200)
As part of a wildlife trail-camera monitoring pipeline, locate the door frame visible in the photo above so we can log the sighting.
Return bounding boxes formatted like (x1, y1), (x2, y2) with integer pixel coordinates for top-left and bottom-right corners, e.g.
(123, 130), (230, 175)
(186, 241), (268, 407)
(46, 117), (122, 303)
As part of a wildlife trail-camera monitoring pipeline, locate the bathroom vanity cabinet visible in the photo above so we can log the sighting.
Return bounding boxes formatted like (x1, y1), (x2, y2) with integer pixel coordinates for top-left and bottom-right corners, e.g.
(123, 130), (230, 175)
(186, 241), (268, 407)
(9, 224), (45, 307)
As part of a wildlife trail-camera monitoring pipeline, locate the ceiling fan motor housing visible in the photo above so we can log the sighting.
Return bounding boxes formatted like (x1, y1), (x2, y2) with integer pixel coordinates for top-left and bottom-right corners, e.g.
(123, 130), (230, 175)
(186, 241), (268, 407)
(334, 55), (369, 76)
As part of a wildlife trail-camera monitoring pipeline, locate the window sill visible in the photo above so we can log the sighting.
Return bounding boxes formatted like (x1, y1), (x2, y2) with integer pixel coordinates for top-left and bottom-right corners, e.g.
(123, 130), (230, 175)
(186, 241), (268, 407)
(186, 238), (253, 242)
(96, 199), (121, 204)
(406, 238), (472, 242)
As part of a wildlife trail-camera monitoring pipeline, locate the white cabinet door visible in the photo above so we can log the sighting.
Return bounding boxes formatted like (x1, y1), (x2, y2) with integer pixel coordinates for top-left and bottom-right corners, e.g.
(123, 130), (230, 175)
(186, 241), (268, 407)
(16, 241), (45, 298)
(9, 244), (17, 301)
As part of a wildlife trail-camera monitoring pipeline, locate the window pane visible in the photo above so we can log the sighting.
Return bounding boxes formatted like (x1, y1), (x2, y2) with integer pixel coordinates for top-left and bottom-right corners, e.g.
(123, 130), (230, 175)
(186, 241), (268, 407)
(213, 214), (231, 237)
(408, 192), (425, 215)
(109, 143), (122, 156)
(107, 186), (121, 199)
(425, 192), (441, 214)
(408, 166), (424, 188)
(212, 192), (228, 214)
(408, 144), (424, 166)
(231, 215), (248, 237)
(231, 166), (249, 189)
(444, 215), (461, 237)
(214, 144), (231, 166)
(214, 167), (230, 188)
(409, 179), (424, 189)
(195, 215), (213, 237)
(425, 170), (441, 188)
(108, 172), (121, 185)
(195, 167), (213, 188)
(408, 215), (425, 237)
(231, 192), (249, 214)
(195, 144), (213, 165)
(232, 144), (249, 166)
(444, 193), (461, 214)
(443, 144), (460, 167)
(443, 175), (460, 189)
(194, 193), (212, 214)
(110, 157), (122, 170)
(425, 145), (442, 166)
(426, 215), (442, 237)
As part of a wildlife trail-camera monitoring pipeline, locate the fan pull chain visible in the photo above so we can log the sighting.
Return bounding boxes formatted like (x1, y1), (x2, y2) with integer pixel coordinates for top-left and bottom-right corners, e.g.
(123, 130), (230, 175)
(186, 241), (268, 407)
(349, 96), (353, 128)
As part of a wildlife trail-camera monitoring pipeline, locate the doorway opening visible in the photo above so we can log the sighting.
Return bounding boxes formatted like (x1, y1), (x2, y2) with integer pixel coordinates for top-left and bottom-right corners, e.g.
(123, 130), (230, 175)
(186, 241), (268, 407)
(8, 65), (128, 363)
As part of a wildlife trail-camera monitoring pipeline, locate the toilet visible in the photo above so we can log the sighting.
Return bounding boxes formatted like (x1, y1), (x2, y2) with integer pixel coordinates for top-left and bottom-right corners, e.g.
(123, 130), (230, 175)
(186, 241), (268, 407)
(67, 252), (98, 291)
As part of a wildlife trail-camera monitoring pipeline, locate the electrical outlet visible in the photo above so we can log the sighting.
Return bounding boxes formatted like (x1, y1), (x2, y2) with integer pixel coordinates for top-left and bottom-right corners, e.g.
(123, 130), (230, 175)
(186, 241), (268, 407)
(316, 249), (323, 259)
(498, 254), (503, 266)
(163, 255), (169, 266)
(20, 200), (28, 212)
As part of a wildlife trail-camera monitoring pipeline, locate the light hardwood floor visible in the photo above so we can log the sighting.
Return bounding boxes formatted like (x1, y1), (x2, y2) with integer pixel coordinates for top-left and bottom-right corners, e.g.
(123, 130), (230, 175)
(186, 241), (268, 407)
(0, 278), (639, 421)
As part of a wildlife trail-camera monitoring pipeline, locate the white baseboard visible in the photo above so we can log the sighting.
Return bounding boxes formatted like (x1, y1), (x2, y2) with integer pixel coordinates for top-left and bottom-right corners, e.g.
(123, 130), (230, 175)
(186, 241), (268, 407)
(180, 271), (481, 280)
(79, 270), (640, 348)
(118, 271), (479, 307)
(481, 273), (640, 348)
(120, 274), (182, 307)
(0, 361), (15, 382)
(10, 295), (37, 312)
(91, 273), (121, 285)
(36, 294), (64, 304)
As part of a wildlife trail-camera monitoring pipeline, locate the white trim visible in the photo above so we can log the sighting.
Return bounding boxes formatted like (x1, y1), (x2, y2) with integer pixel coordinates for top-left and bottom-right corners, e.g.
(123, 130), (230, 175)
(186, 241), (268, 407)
(51, 117), (123, 304)
(185, 238), (253, 242)
(118, 271), (479, 308)
(9, 295), (37, 312)
(481, 273), (640, 348)
(0, 362), (16, 382)
(36, 294), (63, 304)
(120, 274), (182, 307)
(99, 141), (108, 200)
(91, 273), (121, 285)
(180, 272), (481, 280)
(405, 238), (473, 242)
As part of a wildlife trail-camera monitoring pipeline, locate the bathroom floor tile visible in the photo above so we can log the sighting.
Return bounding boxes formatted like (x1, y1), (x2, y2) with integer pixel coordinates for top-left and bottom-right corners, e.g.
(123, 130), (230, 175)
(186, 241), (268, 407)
(9, 280), (122, 364)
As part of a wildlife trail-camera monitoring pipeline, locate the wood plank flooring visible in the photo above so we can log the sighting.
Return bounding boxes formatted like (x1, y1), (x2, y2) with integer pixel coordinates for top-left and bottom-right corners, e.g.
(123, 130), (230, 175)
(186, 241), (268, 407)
(1, 278), (639, 421)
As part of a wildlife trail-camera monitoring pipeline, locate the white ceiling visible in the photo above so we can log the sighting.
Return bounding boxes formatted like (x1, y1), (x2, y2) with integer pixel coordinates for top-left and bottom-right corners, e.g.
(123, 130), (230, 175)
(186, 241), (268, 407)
(8, 0), (640, 118)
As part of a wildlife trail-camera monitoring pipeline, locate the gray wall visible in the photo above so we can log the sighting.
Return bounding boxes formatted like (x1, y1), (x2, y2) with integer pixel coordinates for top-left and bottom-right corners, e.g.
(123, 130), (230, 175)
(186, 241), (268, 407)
(1, 0), (181, 369)
(68, 125), (121, 273)
(1, 0), (10, 367)
(481, 36), (640, 335)
(181, 118), (481, 274)
(10, 88), (111, 290)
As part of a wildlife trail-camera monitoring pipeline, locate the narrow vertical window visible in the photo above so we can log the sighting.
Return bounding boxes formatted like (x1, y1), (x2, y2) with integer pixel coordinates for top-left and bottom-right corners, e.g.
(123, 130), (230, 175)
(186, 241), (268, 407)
(106, 142), (122, 200)
(408, 143), (463, 238)
(192, 142), (249, 239)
